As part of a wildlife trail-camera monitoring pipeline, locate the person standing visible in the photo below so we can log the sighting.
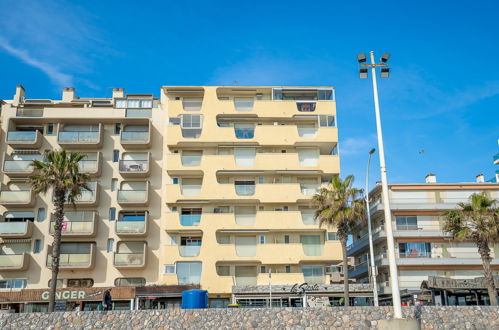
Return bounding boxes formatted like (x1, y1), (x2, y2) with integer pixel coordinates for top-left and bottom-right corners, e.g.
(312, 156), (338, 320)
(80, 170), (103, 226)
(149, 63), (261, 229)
(103, 289), (113, 311)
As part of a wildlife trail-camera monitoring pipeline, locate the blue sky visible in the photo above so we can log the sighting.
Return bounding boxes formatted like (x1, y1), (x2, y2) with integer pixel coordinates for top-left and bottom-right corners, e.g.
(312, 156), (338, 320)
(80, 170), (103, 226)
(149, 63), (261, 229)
(1, 0), (498, 188)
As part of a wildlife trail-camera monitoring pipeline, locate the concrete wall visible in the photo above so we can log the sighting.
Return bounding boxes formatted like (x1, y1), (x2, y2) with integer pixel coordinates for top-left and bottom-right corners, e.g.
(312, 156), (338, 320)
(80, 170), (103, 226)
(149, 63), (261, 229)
(0, 306), (497, 329)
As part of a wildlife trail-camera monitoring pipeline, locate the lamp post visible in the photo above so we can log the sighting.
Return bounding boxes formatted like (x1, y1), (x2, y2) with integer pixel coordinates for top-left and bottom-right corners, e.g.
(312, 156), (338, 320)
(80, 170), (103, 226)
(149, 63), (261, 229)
(365, 148), (379, 306)
(357, 51), (402, 318)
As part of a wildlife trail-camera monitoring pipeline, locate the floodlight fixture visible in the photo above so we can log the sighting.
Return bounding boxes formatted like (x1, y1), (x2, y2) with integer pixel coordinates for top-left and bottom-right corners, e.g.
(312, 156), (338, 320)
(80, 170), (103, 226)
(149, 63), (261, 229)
(380, 53), (391, 63)
(357, 53), (367, 63)
(359, 68), (368, 79)
(380, 68), (390, 78)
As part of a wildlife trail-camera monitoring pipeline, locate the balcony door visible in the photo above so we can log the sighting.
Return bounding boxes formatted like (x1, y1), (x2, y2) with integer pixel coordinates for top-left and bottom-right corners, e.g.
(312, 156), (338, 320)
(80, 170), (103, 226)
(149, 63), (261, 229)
(300, 235), (322, 256)
(234, 148), (256, 167)
(234, 206), (256, 226)
(235, 266), (257, 285)
(235, 236), (256, 257)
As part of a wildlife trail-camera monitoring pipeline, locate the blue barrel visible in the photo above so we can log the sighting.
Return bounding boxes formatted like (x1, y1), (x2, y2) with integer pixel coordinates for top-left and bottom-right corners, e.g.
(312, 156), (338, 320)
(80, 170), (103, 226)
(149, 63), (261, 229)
(181, 289), (208, 309)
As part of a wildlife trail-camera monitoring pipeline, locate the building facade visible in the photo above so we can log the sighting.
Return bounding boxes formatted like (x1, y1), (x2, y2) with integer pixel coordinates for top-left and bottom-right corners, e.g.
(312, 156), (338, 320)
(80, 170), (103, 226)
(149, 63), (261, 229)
(348, 174), (499, 305)
(0, 85), (344, 311)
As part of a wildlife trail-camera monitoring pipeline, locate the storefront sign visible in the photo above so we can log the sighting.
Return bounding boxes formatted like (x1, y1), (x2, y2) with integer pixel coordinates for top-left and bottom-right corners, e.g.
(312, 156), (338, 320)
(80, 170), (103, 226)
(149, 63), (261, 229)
(290, 283), (320, 294)
(41, 290), (86, 300)
(54, 300), (67, 312)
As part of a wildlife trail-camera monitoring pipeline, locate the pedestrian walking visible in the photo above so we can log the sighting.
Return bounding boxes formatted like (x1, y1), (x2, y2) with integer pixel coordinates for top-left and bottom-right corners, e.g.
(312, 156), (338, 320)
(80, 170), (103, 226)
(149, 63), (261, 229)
(103, 289), (113, 311)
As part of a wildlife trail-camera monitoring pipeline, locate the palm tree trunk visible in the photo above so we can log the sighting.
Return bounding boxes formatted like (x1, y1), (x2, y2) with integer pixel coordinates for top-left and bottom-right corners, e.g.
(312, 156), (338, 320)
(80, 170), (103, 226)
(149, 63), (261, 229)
(341, 237), (350, 306)
(476, 239), (498, 306)
(48, 189), (66, 312)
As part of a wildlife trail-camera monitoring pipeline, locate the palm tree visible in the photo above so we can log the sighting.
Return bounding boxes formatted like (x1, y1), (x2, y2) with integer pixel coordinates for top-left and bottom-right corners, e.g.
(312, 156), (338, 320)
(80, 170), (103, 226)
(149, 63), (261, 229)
(29, 149), (90, 312)
(312, 175), (365, 306)
(443, 192), (499, 306)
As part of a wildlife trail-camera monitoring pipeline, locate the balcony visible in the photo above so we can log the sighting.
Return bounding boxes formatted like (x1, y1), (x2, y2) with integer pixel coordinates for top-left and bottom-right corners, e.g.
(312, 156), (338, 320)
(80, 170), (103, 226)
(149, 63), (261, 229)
(49, 211), (97, 237)
(180, 214), (201, 226)
(120, 124), (151, 148)
(167, 153), (340, 174)
(78, 152), (102, 177)
(58, 125), (103, 149)
(167, 125), (338, 147)
(0, 221), (33, 238)
(117, 181), (150, 206)
(114, 242), (147, 269)
(0, 190), (34, 207)
(2, 153), (41, 177)
(16, 108), (44, 117)
(119, 153), (151, 178)
(0, 253), (30, 271)
(300, 184), (320, 196)
(115, 212), (149, 237)
(47, 243), (96, 269)
(6, 131), (42, 148)
(256, 272), (306, 285)
(165, 183), (312, 204)
(64, 183), (99, 206)
(179, 245), (201, 257)
(235, 184), (255, 196)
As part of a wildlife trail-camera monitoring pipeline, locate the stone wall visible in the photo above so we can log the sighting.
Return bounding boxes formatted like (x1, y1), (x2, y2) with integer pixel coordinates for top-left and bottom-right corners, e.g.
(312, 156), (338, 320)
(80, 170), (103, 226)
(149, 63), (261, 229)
(0, 306), (497, 329)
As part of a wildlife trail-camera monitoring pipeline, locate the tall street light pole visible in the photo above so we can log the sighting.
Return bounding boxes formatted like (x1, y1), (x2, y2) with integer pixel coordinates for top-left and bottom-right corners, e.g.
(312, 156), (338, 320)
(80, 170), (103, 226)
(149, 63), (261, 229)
(365, 148), (379, 306)
(357, 51), (402, 318)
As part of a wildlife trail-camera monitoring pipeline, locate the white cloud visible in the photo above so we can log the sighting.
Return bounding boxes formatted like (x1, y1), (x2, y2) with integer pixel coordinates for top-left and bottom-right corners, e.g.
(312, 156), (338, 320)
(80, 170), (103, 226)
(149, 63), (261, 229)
(340, 135), (377, 156)
(0, 0), (107, 88)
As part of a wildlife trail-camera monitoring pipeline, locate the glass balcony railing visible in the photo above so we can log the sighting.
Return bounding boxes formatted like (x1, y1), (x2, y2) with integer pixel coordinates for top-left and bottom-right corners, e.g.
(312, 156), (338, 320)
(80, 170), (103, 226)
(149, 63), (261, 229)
(121, 131), (149, 142)
(114, 253), (144, 266)
(303, 275), (325, 284)
(302, 244), (324, 256)
(7, 131), (37, 142)
(179, 245), (201, 257)
(300, 184), (319, 196)
(126, 109), (152, 118)
(78, 160), (98, 172)
(49, 253), (91, 267)
(0, 254), (24, 267)
(399, 251), (431, 258)
(0, 222), (29, 234)
(235, 185), (255, 196)
(234, 129), (255, 139)
(117, 190), (148, 203)
(116, 221), (146, 233)
(51, 221), (94, 234)
(119, 160), (148, 173)
(0, 191), (31, 203)
(3, 160), (34, 172)
(74, 190), (96, 203)
(180, 214), (201, 226)
(181, 156), (202, 166)
(58, 131), (99, 143)
(396, 224), (419, 231)
(16, 108), (44, 117)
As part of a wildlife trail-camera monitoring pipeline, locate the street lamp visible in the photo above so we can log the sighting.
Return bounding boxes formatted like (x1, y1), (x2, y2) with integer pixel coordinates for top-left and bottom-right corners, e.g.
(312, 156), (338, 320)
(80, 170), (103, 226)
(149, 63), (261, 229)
(357, 51), (402, 318)
(365, 148), (379, 306)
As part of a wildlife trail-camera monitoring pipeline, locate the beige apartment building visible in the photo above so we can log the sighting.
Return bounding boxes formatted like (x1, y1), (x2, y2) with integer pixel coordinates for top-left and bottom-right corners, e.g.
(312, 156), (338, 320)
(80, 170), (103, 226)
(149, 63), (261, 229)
(0, 85), (345, 311)
(348, 174), (499, 306)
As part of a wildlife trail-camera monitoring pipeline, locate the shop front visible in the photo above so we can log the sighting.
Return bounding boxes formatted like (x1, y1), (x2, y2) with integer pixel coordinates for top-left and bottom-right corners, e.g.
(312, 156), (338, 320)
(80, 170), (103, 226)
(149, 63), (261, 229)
(134, 285), (199, 310)
(232, 283), (374, 308)
(0, 286), (136, 313)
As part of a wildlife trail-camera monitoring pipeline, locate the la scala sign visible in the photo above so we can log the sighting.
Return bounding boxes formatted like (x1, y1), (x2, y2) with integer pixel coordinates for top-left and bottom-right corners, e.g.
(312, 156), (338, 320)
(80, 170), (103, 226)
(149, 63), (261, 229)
(289, 283), (320, 294)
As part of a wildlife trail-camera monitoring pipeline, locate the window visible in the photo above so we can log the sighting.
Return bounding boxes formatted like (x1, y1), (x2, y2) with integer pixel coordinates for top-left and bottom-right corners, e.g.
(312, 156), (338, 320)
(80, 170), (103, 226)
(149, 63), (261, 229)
(176, 262), (202, 285)
(284, 235), (290, 244)
(396, 216), (418, 230)
(114, 123), (121, 135)
(398, 242), (431, 258)
(67, 279), (93, 288)
(317, 89), (333, 100)
(301, 265), (324, 284)
(285, 265), (291, 273)
(216, 265), (230, 276)
(181, 114), (202, 128)
(111, 178), (118, 192)
(37, 208), (46, 222)
(172, 177), (179, 184)
(260, 266), (266, 273)
(113, 150), (119, 162)
(214, 206), (230, 213)
(107, 239), (114, 253)
(171, 206), (177, 212)
(259, 235), (266, 244)
(234, 123), (255, 139)
(217, 235), (230, 244)
(114, 278), (145, 287)
(46, 123), (54, 135)
(164, 264), (176, 274)
(283, 206), (288, 211)
(258, 177), (264, 184)
(0, 279), (27, 290)
(327, 232), (337, 241)
(116, 99), (152, 109)
(34, 239), (42, 253)
(167, 234), (177, 245)
(169, 117), (181, 126)
(319, 115), (335, 127)
(109, 207), (116, 221)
